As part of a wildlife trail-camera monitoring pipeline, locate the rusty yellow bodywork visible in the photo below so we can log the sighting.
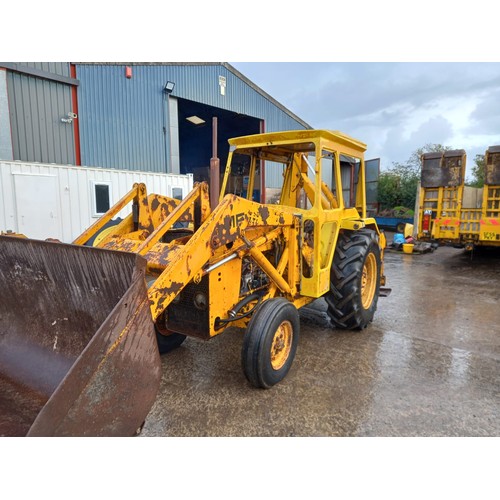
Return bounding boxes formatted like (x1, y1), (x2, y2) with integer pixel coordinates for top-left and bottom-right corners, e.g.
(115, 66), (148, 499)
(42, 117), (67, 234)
(417, 150), (466, 244)
(74, 130), (387, 339)
(460, 146), (500, 249)
(418, 146), (500, 250)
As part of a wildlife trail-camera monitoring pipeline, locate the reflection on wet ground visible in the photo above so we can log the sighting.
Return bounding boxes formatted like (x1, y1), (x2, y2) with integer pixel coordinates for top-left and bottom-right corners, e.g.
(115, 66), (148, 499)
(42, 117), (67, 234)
(142, 243), (500, 437)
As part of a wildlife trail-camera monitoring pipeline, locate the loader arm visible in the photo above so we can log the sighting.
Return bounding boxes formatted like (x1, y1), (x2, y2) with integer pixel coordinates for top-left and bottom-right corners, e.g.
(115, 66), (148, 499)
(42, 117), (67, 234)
(147, 193), (299, 321)
(71, 180), (301, 327)
(73, 183), (154, 246)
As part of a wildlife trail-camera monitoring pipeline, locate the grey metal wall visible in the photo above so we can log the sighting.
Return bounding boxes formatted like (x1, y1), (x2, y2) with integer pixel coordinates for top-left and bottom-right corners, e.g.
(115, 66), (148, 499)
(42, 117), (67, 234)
(0, 70), (13, 160)
(18, 62), (71, 78)
(76, 63), (307, 173)
(7, 63), (76, 165)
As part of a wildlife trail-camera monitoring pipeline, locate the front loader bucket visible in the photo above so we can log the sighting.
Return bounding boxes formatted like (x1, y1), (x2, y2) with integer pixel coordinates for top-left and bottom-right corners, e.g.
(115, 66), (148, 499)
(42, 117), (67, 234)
(0, 236), (162, 436)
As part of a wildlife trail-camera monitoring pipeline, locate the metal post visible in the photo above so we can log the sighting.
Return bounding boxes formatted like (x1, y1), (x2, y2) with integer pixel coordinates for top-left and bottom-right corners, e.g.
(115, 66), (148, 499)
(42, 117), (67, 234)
(163, 93), (171, 173)
(210, 117), (220, 211)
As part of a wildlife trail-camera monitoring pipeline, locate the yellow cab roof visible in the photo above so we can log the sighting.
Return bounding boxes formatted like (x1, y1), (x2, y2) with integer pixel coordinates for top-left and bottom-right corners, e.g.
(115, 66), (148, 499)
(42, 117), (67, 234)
(228, 129), (367, 155)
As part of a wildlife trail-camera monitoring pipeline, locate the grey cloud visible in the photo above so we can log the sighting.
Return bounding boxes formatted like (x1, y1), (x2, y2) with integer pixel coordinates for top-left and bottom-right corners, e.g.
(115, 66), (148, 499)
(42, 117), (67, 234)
(381, 116), (454, 166)
(232, 62), (500, 167)
(278, 63), (500, 126)
(467, 89), (500, 135)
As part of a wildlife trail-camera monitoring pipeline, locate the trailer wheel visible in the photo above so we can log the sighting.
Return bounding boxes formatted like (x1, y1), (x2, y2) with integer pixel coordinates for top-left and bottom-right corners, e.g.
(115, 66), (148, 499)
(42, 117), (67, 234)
(241, 298), (300, 389)
(325, 229), (381, 330)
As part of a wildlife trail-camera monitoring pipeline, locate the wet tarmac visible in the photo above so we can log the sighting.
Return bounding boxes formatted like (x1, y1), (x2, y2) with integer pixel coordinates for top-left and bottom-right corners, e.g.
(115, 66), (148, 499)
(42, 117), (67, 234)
(141, 239), (500, 437)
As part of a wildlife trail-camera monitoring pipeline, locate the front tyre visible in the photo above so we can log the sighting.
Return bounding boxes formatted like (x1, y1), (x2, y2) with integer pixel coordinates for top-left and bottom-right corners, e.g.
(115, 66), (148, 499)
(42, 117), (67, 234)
(146, 276), (187, 354)
(325, 229), (381, 330)
(241, 298), (300, 389)
(154, 312), (186, 354)
(155, 328), (186, 355)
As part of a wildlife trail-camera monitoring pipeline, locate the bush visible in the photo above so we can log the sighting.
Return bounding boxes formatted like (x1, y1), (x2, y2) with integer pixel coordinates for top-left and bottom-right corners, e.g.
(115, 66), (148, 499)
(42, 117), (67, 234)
(378, 170), (419, 212)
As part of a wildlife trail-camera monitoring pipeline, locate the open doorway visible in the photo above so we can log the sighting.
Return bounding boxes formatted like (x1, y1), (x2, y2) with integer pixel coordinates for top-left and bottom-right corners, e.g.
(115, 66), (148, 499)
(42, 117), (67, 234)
(177, 98), (261, 199)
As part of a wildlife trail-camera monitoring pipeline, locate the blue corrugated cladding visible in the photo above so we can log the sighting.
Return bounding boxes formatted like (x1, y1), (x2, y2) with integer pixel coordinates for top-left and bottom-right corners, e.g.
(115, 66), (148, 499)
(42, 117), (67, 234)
(77, 65), (165, 171)
(76, 64), (306, 173)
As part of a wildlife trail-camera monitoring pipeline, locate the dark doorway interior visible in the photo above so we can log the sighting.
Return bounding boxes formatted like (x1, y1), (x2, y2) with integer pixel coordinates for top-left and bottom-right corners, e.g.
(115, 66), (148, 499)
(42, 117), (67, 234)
(177, 98), (261, 183)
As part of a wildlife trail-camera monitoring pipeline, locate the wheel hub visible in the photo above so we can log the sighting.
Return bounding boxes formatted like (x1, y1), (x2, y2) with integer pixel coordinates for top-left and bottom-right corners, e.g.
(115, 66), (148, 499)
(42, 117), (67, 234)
(361, 252), (377, 309)
(270, 320), (293, 370)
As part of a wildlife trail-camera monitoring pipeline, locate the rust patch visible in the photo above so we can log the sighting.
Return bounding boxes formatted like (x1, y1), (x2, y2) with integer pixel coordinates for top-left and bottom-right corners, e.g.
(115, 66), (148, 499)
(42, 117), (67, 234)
(139, 226), (154, 238)
(103, 238), (137, 253)
(151, 197), (160, 211)
(157, 201), (178, 220)
(145, 245), (176, 268)
(154, 281), (184, 311)
(211, 215), (237, 249)
(179, 207), (193, 222)
(158, 203), (168, 220)
(142, 223), (155, 234)
(258, 206), (270, 225)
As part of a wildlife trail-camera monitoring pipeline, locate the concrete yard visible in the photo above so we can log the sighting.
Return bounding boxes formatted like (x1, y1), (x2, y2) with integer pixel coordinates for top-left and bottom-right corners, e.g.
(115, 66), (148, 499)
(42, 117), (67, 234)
(141, 238), (500, 437)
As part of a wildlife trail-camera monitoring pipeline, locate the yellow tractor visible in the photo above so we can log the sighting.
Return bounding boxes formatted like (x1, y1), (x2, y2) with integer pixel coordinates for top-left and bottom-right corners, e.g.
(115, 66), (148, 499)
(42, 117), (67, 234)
(0, 129), (389, 436)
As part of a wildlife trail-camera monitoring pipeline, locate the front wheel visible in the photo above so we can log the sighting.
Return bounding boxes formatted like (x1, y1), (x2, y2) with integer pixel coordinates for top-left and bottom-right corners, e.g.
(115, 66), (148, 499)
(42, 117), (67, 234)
(241, 298), (300, 389)
(325, 229), (381, 330)
(147, 275), (187, 355)
(154, 313), (186, 354)
(155, 328), (186, 354)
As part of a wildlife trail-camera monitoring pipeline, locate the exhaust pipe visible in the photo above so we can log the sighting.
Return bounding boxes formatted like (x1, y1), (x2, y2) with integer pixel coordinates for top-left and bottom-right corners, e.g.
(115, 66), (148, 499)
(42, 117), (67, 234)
(210, 116), (220, 211)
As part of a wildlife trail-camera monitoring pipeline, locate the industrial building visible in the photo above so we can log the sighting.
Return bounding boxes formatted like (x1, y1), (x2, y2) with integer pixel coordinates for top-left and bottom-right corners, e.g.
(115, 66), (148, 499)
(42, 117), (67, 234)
(0, 62), (311, 197)
(0, 62), (312, 240)
(0, 62), (381, 240)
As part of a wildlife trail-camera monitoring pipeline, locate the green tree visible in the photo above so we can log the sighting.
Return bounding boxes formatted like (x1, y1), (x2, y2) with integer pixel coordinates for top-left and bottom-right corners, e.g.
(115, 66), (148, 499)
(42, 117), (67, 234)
(378, 144), (452, 212)
(466, 154), (485, 188)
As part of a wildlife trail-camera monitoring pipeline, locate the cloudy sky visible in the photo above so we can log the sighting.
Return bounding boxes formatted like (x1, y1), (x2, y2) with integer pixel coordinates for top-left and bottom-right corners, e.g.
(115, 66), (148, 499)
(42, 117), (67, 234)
(230, 62), (500, 180)
(10, 2), (498, 185)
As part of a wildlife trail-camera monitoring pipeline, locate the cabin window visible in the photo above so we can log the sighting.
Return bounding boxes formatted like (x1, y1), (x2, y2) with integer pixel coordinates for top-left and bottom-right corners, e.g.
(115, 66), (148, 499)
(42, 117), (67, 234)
(92, 181), (112, 217)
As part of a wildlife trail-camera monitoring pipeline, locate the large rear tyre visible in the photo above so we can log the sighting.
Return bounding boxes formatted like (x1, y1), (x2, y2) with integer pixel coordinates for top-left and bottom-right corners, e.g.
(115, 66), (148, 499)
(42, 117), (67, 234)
(241, 298), (300, 389)
(325, 229), (381, 330)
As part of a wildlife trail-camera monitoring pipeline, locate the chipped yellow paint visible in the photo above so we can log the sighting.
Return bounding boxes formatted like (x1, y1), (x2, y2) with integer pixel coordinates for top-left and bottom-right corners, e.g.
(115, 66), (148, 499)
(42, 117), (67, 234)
(71, 130), (387, 340)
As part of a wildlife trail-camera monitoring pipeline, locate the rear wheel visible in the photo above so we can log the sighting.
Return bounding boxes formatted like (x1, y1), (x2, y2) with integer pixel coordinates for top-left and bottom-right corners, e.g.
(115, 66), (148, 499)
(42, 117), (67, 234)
(241, 298), (300, 389)
(325, 229), (381, 330)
